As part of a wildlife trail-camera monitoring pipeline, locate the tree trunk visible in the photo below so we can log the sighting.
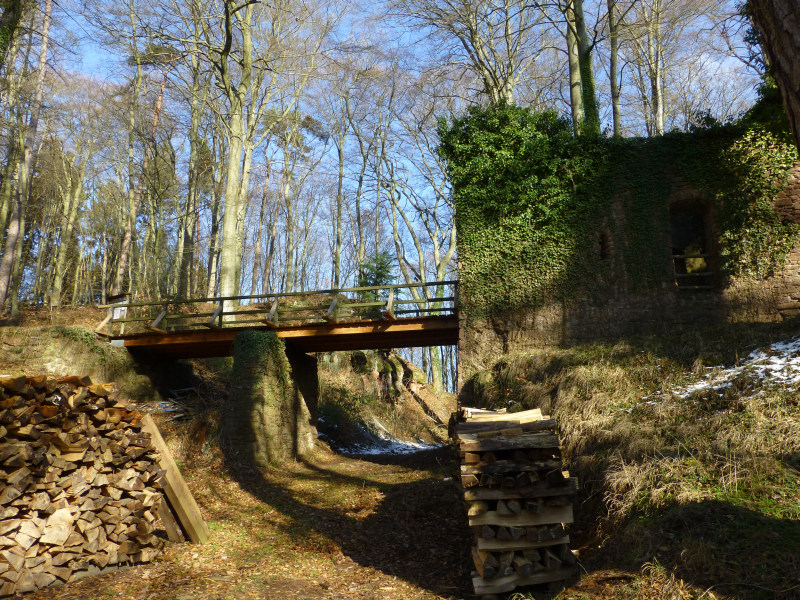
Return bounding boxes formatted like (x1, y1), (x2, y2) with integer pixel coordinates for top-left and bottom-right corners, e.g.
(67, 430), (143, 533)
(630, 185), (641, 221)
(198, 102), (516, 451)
(250, 184), (267, 296)
(217, 3), (253, 308)
(206, 174), (222, 297)
(176, 54), (205, 299)
(749, 0), (800, 149)
(51, 152), (89, 308)
(574, 0), (600, 137)
(333, 137), (345, 289)
(110, 2), (144, 298)
(8, 195), (26, 317)
(608, 0), (621, 137)
(565, 2), (583, 135)
(0, 0), (25, 65)
(0, 0), (51, 310)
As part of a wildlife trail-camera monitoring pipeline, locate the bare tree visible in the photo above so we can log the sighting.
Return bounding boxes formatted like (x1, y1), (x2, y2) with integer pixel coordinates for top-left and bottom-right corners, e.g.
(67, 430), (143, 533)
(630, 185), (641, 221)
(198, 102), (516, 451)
(392, 0), (549, 105)
(0, 0), (52, 310)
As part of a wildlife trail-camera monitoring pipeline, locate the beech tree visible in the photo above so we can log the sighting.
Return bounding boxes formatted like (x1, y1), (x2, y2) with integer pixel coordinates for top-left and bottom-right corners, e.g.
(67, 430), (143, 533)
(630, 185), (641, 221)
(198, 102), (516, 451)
(393, 0), (549, 105)
(0, 0), (26, 65)
(0, 0), (51, 311)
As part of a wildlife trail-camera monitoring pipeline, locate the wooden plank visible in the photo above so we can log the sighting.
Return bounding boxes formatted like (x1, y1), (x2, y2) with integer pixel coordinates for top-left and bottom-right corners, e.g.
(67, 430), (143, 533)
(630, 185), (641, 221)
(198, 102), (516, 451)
(323, 298), (339, 323)
(463, 408), (542, 422)
(149, 308), (168, 331)
(456, 418), (557, 435)
(463, 479), (578, 501)
(472, 566), (576, 595)
(116, 316), (459, 357)
(469, 505), (573, 527)
(140, 415), (210, 544)
(203, 302), (224, 329)
(156, 495), (186, 543)
(460, 459), (563, 475)
(459, 432), (560, 453)
(476, 535), (570, 552)
(382, 288), (396, 321)
(98, 279), (458, 309)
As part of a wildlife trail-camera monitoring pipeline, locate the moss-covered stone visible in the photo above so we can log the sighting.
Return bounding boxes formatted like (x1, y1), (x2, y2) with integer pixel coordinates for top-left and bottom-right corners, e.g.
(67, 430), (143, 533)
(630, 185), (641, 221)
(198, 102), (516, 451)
(223, 330), (316, 466)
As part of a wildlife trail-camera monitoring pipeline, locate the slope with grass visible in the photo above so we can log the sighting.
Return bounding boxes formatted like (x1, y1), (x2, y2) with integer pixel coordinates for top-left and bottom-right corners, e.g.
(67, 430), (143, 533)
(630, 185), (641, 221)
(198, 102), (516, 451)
(316, 350), (455, 454)
(463, 322), (800, 599)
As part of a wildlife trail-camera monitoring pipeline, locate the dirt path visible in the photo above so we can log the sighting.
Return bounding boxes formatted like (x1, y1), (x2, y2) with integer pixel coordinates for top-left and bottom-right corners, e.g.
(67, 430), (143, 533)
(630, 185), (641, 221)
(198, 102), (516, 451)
(18, 439), (736, 600)
(26, 446), (474, 600)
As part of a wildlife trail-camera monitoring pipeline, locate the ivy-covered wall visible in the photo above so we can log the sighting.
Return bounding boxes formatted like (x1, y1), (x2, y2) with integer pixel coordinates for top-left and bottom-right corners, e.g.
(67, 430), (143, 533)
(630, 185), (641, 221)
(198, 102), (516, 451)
(439, 105), (800, 380)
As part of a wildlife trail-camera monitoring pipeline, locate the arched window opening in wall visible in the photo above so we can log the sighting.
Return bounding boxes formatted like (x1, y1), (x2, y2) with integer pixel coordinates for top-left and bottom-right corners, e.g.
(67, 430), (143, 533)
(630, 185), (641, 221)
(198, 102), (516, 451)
(670, 202), (714, 290)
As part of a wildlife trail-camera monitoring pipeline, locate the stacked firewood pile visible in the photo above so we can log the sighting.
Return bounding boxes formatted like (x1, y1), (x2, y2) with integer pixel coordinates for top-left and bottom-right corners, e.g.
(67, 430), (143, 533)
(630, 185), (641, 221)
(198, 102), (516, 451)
(454, 407), (578, 596)
(0, 374), (168, 596)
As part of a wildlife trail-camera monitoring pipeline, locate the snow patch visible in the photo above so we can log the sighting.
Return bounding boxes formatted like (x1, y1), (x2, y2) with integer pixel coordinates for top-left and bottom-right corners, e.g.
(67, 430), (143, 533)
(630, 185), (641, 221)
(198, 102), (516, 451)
(339, 417), (442, 456)
(626, 335), (800, 410)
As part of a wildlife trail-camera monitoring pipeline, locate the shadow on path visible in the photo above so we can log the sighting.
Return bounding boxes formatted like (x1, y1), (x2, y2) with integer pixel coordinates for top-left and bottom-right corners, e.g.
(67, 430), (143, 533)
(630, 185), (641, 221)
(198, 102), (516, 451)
(221, 444), (474, 598)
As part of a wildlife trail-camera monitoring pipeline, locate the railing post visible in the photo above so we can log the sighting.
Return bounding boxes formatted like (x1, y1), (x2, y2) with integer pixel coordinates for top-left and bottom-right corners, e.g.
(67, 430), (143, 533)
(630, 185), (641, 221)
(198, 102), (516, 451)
(263, 298), (279, 327)
(147, 304), (169, 334)
(205, 301), (224, 329)
(382, 288), (395, 321)
(324, 297), (339, 323)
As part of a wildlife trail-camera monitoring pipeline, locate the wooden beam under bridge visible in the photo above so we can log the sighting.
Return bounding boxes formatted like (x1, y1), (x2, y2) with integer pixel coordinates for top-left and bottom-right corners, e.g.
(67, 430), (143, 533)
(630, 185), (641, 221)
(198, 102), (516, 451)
(115, 315), (459, 359)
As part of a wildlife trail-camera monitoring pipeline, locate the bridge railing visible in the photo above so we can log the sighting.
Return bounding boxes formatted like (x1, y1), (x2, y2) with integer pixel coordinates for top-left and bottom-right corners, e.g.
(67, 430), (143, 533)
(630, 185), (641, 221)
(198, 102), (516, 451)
(96, 280), (458, 337)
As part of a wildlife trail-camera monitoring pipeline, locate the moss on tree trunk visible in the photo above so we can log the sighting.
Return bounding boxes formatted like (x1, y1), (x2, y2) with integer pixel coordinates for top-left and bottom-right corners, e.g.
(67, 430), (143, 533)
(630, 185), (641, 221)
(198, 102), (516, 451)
(224, 330), (316, 465)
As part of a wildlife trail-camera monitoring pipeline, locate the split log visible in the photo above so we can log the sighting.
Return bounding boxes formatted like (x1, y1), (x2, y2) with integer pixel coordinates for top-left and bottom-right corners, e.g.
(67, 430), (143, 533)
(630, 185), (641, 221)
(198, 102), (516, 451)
(0, 374), (198, 597)
(455, 407), (577, 598)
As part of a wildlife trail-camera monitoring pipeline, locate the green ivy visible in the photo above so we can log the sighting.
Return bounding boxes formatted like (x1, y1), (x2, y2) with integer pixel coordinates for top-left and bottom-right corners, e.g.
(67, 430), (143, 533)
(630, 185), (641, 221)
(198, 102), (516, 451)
(716, 128), (799, 279)
(439, 104), (798, 318)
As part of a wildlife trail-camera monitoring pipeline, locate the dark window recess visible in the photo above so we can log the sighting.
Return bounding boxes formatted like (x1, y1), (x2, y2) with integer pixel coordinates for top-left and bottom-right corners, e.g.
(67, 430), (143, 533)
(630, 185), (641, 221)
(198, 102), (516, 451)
(599, 230), (611, 261)
(670, 206), (714, 290)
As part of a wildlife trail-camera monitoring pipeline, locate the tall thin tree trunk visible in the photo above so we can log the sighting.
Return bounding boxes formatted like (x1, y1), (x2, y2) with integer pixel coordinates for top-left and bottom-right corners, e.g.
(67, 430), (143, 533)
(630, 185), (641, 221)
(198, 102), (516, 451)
(608, 0), (621, 137)
(100, 233), (108, 304)
(110, 2), (144, 297)
(206, 175), (223, 297)
(250, 180), (268, 296)
(333, 137), (345, 288)
(565, 1), (583, 135)
(0, 22), (26, 236)
(574, 0), (599, 136)
(0, 147), (19, 236)
(9, 197), (26, 316)
(51, 153), (88, 308)
(0, 0), (51, 310)
(176, 74), (203, 298)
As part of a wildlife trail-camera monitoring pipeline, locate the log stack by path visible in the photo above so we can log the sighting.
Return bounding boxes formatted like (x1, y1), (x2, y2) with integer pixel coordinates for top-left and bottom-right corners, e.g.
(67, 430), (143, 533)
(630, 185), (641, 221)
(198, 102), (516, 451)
(0, 374), (207, 596)
(453, 407), (578, 597)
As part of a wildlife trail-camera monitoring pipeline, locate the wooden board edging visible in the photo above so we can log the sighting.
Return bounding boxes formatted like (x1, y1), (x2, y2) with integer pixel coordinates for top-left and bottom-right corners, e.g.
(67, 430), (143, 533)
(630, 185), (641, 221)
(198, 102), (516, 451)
(140, 415), (210, 544)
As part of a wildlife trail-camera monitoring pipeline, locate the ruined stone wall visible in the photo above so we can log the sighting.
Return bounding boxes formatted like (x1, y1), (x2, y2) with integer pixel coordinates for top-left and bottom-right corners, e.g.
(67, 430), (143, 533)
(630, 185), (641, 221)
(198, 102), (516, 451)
(458, 160), (800, 386)
(459, 244), (800, 387)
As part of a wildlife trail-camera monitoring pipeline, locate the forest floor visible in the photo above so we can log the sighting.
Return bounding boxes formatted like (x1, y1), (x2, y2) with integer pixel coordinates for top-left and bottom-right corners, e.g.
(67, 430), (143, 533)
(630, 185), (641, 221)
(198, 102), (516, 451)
(25, 443), (474, 600)
(4, 309), (800, 600)
(18, 440), (720, 600)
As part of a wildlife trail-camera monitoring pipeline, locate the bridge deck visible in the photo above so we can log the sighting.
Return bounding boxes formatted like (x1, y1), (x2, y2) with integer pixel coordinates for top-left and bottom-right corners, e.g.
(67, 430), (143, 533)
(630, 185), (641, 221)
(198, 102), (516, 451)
(115, 316), (458, 358)
(100, 281), (459, 358)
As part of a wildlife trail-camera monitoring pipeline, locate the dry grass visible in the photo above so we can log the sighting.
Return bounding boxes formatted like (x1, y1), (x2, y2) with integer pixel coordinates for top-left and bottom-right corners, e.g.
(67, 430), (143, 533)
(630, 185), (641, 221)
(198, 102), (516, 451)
(465, 324), (800, 599)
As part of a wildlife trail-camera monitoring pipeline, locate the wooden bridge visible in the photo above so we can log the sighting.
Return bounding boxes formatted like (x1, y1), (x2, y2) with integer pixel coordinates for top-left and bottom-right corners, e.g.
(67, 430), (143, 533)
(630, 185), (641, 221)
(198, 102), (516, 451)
(96, 281), (459, 359)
